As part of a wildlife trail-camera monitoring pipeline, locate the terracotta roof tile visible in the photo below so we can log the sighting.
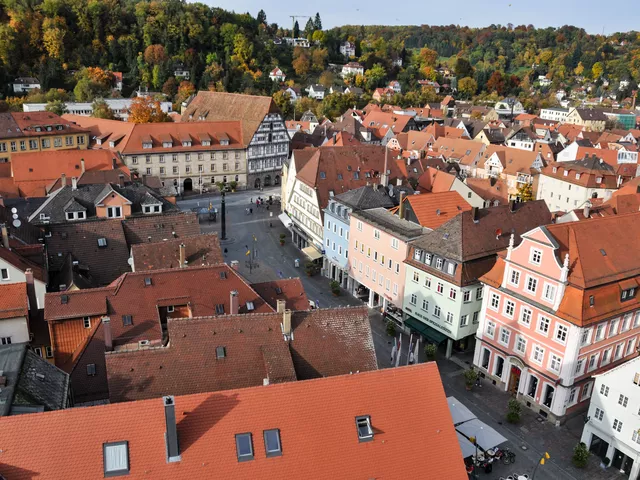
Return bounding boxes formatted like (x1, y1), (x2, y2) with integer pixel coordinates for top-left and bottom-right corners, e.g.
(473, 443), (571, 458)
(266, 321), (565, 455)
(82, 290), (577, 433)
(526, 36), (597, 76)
(251, 279), (310, 312)
(0, 282), (28, 319)
(121, 212), (200, 245)
(0, 246), (46, 282)
(62, 115), (135, 151)
(403, 192), (473, 229)
(465, 177), (509, 205)
(131, 233), (223, 271)
(430, 137), (485, 166)
(0, 363), (466, 480)
(9, 111), (88, 137)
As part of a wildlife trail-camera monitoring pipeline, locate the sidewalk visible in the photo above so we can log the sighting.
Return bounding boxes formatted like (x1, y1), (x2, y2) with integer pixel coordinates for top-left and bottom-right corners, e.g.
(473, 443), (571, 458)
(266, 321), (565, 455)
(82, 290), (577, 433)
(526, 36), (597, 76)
(439, 353), (619, 480)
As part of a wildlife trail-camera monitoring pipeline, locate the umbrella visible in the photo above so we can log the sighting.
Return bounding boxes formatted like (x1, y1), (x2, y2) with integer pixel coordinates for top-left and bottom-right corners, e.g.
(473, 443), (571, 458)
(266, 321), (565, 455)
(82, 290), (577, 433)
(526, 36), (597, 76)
(456, 432), (477, 458)
(447, 396), (477, 426)
(456, 418), (507, 451)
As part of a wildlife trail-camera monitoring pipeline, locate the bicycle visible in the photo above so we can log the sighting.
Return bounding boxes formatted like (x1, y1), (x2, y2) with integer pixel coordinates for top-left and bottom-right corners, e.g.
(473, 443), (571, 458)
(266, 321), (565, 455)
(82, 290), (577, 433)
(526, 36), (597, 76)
(501, 448), (516, 465)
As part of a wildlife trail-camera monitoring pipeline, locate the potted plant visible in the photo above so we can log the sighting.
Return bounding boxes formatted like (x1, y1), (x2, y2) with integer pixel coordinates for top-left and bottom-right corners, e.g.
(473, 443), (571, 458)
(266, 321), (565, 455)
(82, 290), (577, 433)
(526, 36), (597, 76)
(600, 457), (610, 469)
(572, 442), (590, 468)
(279, 233), (286, 246)
(506, 398), (521, 424)
(463, 369), (478, 390)
(386, 321), (396, 337)
(305, 261), (316, 276)
(424, 343), (437, 361)
(329, 280), (341, 296)
(229, 180), (237, 192)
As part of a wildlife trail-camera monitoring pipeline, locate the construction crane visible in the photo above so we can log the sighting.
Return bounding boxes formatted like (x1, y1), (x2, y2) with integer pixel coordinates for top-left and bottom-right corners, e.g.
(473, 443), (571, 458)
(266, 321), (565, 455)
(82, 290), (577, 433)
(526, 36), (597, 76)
(289, 15), (310, 38)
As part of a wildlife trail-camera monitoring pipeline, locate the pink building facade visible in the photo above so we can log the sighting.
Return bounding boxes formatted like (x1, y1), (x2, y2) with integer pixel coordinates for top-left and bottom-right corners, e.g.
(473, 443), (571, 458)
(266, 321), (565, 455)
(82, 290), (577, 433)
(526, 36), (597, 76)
(474, 215), (640, 423)
(348, 208), (424, 312)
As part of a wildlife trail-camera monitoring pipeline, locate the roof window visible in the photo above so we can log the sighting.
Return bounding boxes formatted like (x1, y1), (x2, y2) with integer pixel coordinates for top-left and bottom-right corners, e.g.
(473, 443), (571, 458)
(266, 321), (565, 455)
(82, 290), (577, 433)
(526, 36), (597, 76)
(235, 433), (254, 462)
(246, 301), (255, 311)
(215, 304), (225, 314)
(356, 415), (373, 442)
(61, 294), (69, 304)
(219, 271), (227, 280)
(122, 315), (133, 326)
(264, 429), (282, 457)
(275, 287), (283, 294)
(103, 441), (129, 477)
(144, 277), (152, 286)
(87, 363), (96, 376)
(216, 346), (226, 359)
(337, 173), (343, 180)
(97, 238), (107, 247)
(319, 171), (326, 179)
(353, 172), (360, 179)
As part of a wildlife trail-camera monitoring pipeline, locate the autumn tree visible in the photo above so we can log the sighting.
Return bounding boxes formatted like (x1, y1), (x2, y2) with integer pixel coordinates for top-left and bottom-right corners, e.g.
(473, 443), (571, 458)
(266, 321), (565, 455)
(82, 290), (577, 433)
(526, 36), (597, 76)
(144, 45), (167, 65)
(364, 63), (387, 89)
(162, 77), (178, 98)
(128, 96), (170, 123)
(419, 48), (438, 67)
(272, 90), (293, 119)
(516, 183), (534, 202)
(458, 77), (478, 99)
(592, 61), (604, 79)
(319, 70), (335, 87)
(292, 48), (311, 76)
(486, 71), (506, 95)
(73, 67), (114, 102)
(177, 81), (196, 103)
(92, 99), (116, 119)
(311, 48), (328, 72)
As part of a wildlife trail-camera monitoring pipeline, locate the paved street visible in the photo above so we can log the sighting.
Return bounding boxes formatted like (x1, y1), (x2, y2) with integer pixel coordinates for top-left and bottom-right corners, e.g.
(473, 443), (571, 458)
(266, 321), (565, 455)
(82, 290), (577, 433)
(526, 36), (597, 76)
(178, 189), (616, 480)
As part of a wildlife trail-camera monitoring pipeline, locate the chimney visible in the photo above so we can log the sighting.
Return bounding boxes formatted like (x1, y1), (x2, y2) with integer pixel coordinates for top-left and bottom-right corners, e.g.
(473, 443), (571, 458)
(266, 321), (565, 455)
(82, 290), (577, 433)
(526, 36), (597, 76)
(230, 290), (239, 315)
(1, 224), (9, 249)
(276, 299), (286, 313)
(61, 173), (67, 187)
(112, 157), (117, 170)
(179, 243), (186, 268)
(118, 174), (125, 188)
(381, 146), (389, 186)
(25, 268), (37, 318)
(509, 199), (516, 213)
(583, 201), (591, 219)
(471, 207), (479, 222)
(71, 177), (78, 190)
(282, 309), (292, 337)
(163, 396), (181, 462)
(80, 158), (86, 174)
(102, 317), (113, 352)
(398, 191), (406, 219)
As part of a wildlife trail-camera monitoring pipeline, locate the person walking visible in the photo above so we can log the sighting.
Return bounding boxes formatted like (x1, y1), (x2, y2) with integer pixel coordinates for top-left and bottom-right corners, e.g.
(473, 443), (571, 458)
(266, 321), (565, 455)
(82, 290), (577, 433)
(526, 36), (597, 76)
(250, 208), (253, 214)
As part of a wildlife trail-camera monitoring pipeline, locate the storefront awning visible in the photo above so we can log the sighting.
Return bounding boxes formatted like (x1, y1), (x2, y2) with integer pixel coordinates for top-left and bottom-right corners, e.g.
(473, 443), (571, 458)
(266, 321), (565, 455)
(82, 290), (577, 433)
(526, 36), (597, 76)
(457, 432), (477, 458)
(456, 418), (507, 451)
(278, 212), (293, 229)
(448, 396), (477, 426)
(404, 316), (448, 344)
(302, 246), (323, 261)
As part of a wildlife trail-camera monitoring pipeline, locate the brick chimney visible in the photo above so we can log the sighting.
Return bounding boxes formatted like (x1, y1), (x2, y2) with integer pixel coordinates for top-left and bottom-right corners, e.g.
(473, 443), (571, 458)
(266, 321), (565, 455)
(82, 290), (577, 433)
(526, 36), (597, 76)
(276, 299), (286, 313)
(112, 157), (117, 170)
(102, 317), (113, 351)
(71, 177), (78, 191)
(282, 309), (292, 338)
(61, 173), (67, 187)
(471, 207), (479, 222)
(1, 224), (9, 249)
(80, 158), (85, 174)
(25, 268), (37, 317)
(118, 173), (125, 188)
(179, 243), (186, 268)
(163, 396), (181, 462)
(230, 290), (239, 315)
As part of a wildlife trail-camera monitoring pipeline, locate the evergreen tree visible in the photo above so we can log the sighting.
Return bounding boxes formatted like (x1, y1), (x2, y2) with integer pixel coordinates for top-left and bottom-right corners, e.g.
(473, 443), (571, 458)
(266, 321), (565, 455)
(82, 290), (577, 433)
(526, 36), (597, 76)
(257, 9), (267, 25)
(293, 21), (300, 38)
(314, 13), (322, 31)
(304, 18), (315, 37)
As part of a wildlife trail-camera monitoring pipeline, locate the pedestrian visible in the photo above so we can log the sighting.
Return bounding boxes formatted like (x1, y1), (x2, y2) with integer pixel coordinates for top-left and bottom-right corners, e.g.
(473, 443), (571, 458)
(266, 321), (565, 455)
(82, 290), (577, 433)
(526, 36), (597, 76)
(475, 370), (482, 388)
(269, 222), (272, 228)
(250, 208), (253, 214)
(266, 205), (269, 211)
(250, 198), (252, 204)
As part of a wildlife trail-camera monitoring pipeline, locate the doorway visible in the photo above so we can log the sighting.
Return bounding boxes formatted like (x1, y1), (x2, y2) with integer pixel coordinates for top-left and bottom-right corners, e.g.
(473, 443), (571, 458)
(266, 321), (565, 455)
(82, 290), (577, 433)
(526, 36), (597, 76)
(264, 175), (272, 186)
(612, 448), (634, 475)
(274, 175), (280, 185)
(254, 178), (261, 189)
(508, 366), (521, 394)
(183, 178), (193, 191)
(588, 434), (609, 459)
(543, 384), (555, 408)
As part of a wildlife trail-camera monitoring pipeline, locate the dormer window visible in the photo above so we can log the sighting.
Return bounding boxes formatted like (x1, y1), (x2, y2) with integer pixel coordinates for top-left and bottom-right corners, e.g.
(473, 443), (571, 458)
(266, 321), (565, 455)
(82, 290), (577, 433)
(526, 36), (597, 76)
(162, 141), (173, 148)
(182, 141), (191, 147)
(575, 173), (581, 180)
(202, 140), (210, 146)
(621, 287), (636, 302)
(66, 211), (86, 221)
(220, 139), (229, 146)
(142, 142), (152, 149)
(414, 249), (422, 260)
(553, 167), (557, 173)
(143, 204), (162, 214)
(596, 177), (603, 184)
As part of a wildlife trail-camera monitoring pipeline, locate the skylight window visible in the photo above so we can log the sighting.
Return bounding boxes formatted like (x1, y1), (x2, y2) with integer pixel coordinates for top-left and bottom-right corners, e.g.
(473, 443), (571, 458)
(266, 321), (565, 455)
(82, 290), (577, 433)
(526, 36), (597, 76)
(144, 277), (152, 286)
(319, 171), (326, 179)
(356, 416), (373, 442)
(215, 304), (225, 314)
(246, 301), (255, 311)
(235, 433), (254, 462)
(97, 238), (108, 247)
(61, 295), (69, 304)
(264, 429), (282, 457)
(219, 271), (227, 280)
(337, 173), (343, 180)
(87, 363), (96, 376)
(103, 441), (129, 477)
(216, 346), (226, 359)
(275, 287), (283, 294)
(122, 315), (133, 326)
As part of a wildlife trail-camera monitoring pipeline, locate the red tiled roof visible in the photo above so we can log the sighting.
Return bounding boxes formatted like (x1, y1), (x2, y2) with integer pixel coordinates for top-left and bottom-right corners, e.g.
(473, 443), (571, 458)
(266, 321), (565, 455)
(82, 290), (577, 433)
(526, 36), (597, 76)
(131, 233), (223, 271)
(417, 167), (456, 193)
(10, 111), (88, 137)
(465, 177), (509, 205)
(429, 137), (485, 166)
(106, 306), (376, 403)
(0, 282), (28, 319)
(0, 246), (46, 283)
(121, 212), (200, 245)
(403, 191), (472, 229)
(361, 110), (413, 138)
(251, 279), (310, 311)
(62, 115), (135, 151)
(575, 147), (619, 167)
(0, 363), (466, 480)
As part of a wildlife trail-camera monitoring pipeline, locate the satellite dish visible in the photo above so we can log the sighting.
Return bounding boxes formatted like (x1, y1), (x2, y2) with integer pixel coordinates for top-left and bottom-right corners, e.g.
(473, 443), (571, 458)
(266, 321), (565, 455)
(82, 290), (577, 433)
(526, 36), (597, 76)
(10, 207), (17, 214)
(12, 219), (21, 228)
(127, 257), (133, 266)
(389, 184), (394, 197)
(12, 213), (18, 219)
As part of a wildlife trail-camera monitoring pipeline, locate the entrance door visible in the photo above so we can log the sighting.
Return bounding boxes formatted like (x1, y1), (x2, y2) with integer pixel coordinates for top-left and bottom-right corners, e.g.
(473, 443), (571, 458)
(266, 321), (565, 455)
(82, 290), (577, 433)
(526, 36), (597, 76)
(264, 175), (272, 186)
(183, 178), (193, 191)
(588, 434), (609, 459)
(508, 366), (521, 394)
(274, 175), (280, 185)
(543, 385), (555, 408)
(254, 178), (261, 189)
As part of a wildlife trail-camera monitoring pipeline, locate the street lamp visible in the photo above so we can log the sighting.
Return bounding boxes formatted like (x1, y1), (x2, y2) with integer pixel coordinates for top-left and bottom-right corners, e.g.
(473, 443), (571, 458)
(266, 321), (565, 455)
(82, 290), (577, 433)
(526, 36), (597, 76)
(531, 451), (550, 479)
(220, 191), (226, 240)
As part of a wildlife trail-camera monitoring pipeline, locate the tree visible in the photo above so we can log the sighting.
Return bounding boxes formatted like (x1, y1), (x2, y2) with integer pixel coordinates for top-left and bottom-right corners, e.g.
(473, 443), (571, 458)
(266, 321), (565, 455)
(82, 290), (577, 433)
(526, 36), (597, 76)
(272, 90), (293, 119)
(365, 63), (387, 89)
(162, 78), (178, 98)
(311, 48), (328, 72)
(592, 61), (604, 79)
(257, 9), (267, 24)
(574, 62), (585, 76)
(293, 20), (300, 38)
(419, 47), (438, 67)
(92, 99), (116, 119)
(454, 57), (474, 77)
(292, 48), (311, 76)
(144, 45), (166, 65)
(458, 77), (478, 99)
(572, 442), (590, 468)
(319, 70), (335, 87)
(486, 71), (506, 95)
(73, 68), (114, 102)
(313, 12), (322, 31)
(516, 183), (534, 202)
(176, 81), (196, 104)
(45, 100), (67, 116)
(128, 96), (170, 123)
(304, 18), (315, 37)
